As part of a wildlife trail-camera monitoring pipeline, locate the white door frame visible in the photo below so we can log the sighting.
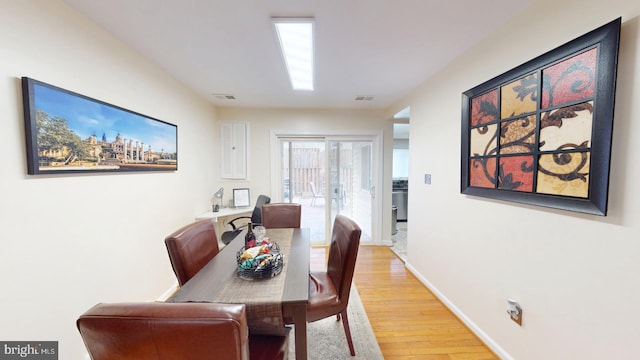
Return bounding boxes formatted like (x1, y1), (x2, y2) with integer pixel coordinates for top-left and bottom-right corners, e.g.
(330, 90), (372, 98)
(270, 129), (383, 245)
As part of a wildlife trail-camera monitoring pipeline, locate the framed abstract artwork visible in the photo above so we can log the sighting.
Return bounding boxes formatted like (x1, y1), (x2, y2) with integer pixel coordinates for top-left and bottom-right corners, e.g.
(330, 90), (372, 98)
(460, 18), (621, 215)
(22, 77), (178, 174)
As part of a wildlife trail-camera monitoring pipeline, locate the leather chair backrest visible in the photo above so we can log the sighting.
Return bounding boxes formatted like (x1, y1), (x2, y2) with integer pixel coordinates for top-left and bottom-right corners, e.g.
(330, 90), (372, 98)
(77, 302), (249, 360)
(261, 203), (302, 228)
(165, 219), (219, 286)
(327, 214), (362, 304)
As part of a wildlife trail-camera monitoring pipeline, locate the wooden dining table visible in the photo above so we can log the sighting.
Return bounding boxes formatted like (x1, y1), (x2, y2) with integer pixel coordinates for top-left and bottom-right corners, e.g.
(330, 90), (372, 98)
(167, 227), (310, 360)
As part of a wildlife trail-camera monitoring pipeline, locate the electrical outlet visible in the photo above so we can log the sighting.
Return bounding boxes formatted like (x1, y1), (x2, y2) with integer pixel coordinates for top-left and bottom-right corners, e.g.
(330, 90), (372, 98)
(424, 173), (431, 185)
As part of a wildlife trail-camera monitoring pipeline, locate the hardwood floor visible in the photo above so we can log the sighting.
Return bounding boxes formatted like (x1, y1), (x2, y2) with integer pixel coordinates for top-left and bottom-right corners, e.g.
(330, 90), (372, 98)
(311, 245), (498, 360)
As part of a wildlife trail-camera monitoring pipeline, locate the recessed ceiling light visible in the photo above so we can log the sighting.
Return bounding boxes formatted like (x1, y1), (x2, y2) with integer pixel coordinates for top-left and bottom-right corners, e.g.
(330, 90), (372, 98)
(272, 17), (315, 91)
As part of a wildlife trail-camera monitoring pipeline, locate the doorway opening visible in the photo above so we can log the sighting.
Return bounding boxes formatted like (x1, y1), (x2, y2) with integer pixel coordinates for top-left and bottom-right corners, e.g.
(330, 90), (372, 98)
(392, 107), (410, 260)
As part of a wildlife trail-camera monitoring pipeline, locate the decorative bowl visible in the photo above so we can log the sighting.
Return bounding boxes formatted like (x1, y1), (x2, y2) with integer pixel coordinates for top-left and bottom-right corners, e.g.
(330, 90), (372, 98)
(236, 241), (284, 280)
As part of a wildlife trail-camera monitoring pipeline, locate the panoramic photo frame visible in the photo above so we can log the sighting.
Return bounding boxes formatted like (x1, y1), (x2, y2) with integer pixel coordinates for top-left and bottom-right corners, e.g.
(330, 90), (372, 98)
(22, 77), (178, 175)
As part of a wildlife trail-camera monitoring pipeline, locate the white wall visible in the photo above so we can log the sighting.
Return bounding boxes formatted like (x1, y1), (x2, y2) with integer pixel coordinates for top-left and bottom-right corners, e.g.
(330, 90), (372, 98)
(0, 1), (218, 358)
(396, 0), (640, 359)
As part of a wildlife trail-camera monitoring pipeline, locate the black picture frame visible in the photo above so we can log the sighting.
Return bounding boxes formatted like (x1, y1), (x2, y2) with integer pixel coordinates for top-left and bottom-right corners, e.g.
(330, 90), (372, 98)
(460, 18), (621, 216)
(22, 77), (178, 174)
(232, 188), (251, 208)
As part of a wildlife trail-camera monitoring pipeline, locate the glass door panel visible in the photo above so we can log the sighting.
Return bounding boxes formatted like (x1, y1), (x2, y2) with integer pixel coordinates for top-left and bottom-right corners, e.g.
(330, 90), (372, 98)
(279, 139), (327, 244)
(328, 140), (372, 242)
(281, 141), (291, 202)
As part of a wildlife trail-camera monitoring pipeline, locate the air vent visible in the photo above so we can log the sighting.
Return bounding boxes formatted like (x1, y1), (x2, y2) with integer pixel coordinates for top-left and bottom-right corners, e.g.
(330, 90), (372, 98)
(355, 96), (374, 101)
(212, 94), (236, 100)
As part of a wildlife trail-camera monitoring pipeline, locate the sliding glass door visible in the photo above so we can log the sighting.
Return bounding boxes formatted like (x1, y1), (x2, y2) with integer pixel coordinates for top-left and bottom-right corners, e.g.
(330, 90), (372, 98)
(273, 133), (379, 245)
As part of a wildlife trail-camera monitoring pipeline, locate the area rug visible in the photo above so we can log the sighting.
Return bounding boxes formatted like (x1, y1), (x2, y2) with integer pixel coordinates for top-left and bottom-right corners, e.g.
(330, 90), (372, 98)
(288, 285), (383, 359)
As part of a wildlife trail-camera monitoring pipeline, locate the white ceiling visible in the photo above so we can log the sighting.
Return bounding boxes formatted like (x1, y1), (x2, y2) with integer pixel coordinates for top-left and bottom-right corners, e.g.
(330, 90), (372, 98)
(61, 0), (531, 110)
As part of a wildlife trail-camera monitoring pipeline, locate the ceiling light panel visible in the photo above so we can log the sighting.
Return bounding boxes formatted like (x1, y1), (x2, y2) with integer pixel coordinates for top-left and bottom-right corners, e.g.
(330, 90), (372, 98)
(273, 17), (315, 91)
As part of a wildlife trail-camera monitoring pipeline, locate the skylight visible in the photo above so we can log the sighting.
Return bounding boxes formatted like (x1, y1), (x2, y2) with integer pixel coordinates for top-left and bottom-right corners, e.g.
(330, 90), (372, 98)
(273, 17), (315, 91)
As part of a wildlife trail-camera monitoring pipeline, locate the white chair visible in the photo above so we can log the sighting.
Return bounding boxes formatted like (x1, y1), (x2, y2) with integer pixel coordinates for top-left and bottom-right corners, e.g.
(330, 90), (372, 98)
(309, 181), (324, 206)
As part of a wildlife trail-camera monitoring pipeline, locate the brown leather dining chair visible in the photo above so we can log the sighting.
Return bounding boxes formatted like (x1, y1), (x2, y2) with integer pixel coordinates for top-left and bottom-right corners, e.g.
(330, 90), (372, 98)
(164, 219), (219, 286)
(261, 203), (302, 228)
(77, 302), (290, 360)
(284, 214), (362, 356)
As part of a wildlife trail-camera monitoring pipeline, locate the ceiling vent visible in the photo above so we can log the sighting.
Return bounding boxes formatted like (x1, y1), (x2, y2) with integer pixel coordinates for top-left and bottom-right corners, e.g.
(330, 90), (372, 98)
(212, 94), (236, 100)
(355, 96), (374, 101)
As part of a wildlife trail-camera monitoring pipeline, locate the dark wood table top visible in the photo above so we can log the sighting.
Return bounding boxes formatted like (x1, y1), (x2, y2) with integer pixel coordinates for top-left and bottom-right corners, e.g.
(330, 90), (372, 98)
(167, 227), (310, 321)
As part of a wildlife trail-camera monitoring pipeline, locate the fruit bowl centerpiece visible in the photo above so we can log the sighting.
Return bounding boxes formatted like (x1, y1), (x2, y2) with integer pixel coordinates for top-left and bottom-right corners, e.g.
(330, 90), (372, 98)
(236, 239), (284, 280)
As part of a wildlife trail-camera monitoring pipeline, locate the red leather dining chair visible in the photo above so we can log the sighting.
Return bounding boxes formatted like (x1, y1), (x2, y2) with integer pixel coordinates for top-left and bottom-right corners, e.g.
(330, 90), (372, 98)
(261, 203), (302, 228)
(164, 219), (219, 286)
(77, 302), (290, 360)
(285, 214), (362, 356)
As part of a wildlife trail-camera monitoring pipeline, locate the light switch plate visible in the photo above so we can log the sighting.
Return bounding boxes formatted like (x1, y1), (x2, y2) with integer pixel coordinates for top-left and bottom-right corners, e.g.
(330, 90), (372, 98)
(425, 174), (431, 185)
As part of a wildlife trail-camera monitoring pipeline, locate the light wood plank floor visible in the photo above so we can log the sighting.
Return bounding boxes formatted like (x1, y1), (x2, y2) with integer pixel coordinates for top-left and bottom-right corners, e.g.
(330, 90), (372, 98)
(311, 245), (498, 360)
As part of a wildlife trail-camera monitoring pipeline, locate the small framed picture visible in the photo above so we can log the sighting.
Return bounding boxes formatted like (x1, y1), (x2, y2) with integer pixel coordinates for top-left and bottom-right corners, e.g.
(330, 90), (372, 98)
(232, 188), (250, 208)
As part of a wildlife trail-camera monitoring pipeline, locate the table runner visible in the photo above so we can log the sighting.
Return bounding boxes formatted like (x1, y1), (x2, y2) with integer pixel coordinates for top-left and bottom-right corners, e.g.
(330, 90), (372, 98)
(213, 228), (294, 335)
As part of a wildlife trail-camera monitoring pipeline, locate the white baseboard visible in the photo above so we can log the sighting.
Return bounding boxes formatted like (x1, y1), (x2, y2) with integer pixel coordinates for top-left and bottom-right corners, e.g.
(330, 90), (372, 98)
(404, 261), (512, 360)
(157, 282), (179, 302)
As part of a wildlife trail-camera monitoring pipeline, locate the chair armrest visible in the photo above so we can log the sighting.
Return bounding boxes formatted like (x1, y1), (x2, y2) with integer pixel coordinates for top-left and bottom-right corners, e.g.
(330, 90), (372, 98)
(227, 216), (251, 230)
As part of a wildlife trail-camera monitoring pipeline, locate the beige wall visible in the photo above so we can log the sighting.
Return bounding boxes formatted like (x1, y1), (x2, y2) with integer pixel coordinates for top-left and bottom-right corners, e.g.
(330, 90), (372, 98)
(394, 0), (640, 359)
(0, 1), (218, 358)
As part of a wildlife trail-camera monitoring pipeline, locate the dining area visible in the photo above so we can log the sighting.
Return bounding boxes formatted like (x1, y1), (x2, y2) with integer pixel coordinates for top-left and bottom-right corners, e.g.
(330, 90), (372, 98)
(75, 202), (362, 360)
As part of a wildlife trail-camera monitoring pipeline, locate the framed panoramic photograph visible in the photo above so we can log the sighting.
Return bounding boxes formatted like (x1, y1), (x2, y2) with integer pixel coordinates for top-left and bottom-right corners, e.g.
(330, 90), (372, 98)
(460, 18), (621, 216)
(22, 77), (178, 174)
